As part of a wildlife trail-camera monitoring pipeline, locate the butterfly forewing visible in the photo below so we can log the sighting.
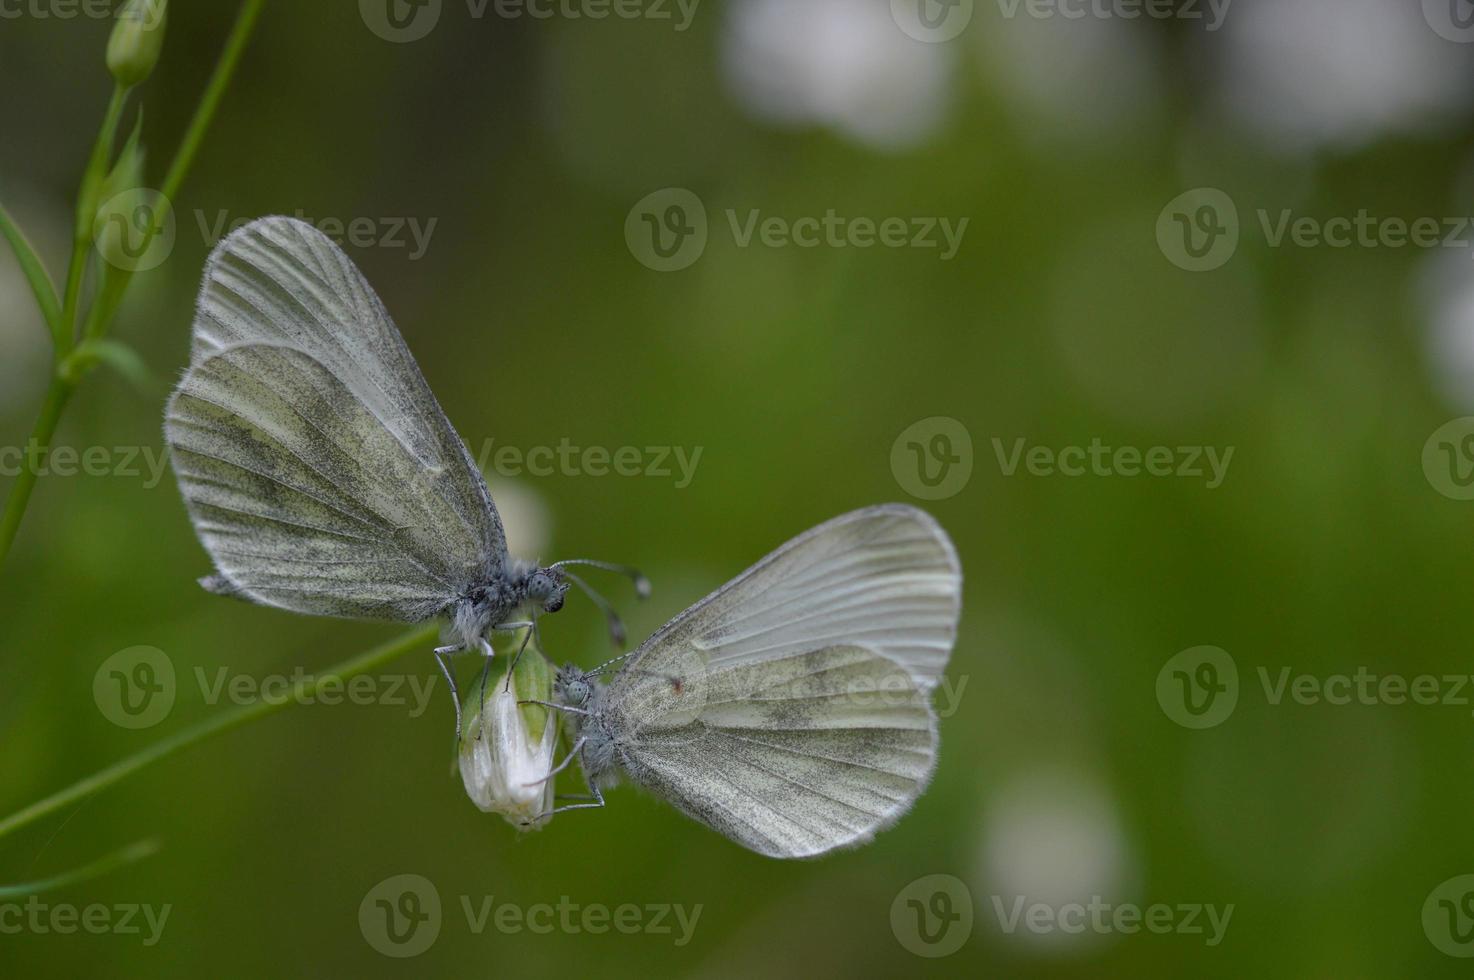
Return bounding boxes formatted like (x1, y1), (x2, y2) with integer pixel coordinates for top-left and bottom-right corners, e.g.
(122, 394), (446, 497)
(165, 216), (503, 618)
(618, 504), (961, 694)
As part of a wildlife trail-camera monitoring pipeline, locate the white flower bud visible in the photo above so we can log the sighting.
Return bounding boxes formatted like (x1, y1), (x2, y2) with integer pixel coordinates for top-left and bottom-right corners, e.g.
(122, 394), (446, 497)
(458, 652), (558, 831)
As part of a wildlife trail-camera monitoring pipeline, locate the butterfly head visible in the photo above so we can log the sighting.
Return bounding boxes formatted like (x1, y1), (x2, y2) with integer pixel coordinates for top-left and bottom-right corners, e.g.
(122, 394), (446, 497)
(554, 664), (594, 708)
(525, 567), (569, 614)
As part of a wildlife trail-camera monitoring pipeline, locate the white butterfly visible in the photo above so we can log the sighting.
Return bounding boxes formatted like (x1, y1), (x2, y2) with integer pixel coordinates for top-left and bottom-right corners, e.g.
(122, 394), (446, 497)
(164, 216), (642, 730)
(535, 505), (962, 858)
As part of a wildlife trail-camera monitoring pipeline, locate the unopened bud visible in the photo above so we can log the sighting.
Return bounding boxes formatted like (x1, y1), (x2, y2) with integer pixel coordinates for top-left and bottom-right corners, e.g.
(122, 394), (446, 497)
(107, 0), (168, 89)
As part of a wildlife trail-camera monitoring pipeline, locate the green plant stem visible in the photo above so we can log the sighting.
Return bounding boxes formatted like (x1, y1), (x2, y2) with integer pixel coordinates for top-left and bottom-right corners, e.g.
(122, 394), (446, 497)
(0, 624), (438, 844)
(61, 83), (128, 350)
(0, 839), (159, 900)
(0, 0), (264, 572)
(160, 0), (264, 205)
(0, 378), (74, 565)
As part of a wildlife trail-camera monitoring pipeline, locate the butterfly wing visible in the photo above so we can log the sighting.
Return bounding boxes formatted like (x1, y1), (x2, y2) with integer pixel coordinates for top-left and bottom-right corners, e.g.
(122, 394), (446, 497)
(606, 644), (938, 858)
(164, 216), (501, 619)
(619, 504), (961, 693)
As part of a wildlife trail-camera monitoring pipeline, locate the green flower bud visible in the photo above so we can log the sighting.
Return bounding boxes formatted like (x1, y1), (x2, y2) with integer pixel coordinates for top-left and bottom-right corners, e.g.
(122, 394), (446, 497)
(107, 0), (168, 89)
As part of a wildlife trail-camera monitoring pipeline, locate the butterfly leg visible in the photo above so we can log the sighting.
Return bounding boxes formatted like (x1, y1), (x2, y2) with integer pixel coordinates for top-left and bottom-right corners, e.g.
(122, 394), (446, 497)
(475, 637), (496, 717)
(549, 781), (605, 816)
(501, 620), (536, 693)
(434, 649), (463, 740)
(523, 737), (587, 788)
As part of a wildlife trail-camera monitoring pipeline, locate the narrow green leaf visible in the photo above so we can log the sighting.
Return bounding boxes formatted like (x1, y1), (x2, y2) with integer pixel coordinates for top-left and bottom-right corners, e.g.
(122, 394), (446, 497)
(0, 200), (63, 343)
(0, 838), (160, 900)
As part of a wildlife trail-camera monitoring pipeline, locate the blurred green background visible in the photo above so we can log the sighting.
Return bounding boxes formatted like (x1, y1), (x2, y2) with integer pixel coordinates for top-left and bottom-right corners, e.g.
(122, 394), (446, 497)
(5, 0), (1474, 975)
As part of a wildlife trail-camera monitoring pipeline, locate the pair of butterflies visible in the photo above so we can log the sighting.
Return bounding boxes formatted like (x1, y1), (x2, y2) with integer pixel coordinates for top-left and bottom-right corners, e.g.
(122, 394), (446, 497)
(164, 217), (962, 859)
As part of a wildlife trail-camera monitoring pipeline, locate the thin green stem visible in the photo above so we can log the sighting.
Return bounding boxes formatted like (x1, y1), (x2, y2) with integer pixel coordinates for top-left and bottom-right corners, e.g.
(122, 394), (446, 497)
(61, 83), (128, 351)
(160, 0), (264, 205)
(0, 625), (438, 843)
(0, 201), (62, 342)
(0, 378), (75, 566)
(0, 839), (160, 900)
(0, 0), (264, 570)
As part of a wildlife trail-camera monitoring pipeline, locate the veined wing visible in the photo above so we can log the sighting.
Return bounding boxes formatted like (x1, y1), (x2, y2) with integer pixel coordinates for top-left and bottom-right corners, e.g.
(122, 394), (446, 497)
(166, 343), (480, 620)
(188, 215), (503, 572)
(611, 644), (938, 858)
(615, 505), (960, 695)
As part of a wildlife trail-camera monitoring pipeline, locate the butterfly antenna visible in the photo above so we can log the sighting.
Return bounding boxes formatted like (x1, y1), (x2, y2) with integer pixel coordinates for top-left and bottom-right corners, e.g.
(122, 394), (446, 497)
(550, 559), (652, 600)
(561, 570), (629, 648)
(587, 651), (636, 677)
